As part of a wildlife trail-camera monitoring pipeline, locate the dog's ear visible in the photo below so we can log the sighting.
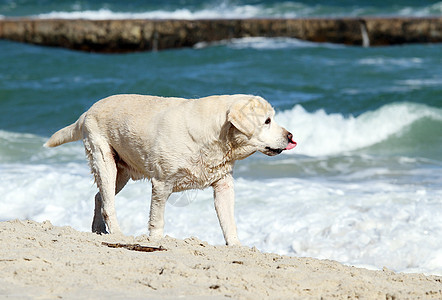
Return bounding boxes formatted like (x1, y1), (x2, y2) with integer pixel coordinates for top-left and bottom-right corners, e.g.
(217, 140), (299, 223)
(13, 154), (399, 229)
(227, 99), (257, 137)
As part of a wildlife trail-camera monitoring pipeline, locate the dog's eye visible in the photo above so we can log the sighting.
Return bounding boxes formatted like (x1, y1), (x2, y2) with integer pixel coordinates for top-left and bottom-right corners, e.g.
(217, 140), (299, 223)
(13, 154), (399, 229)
(265, 117), (271, 125)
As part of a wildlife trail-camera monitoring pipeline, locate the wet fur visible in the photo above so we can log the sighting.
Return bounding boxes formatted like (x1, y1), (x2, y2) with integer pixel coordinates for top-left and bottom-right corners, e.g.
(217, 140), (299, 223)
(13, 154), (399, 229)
(45, 94), (293, 245)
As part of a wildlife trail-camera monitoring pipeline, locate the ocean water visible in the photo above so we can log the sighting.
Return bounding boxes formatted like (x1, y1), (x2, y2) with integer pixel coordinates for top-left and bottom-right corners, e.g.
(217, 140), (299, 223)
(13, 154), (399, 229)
(1, 1), (442, 276)
(1, 0), (442, 19)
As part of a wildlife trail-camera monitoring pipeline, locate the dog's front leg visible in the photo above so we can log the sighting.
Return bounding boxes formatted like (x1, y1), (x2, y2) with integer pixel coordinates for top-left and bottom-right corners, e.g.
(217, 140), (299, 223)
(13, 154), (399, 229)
(148, 178), (172, 239)
(213, 173), (241, 246)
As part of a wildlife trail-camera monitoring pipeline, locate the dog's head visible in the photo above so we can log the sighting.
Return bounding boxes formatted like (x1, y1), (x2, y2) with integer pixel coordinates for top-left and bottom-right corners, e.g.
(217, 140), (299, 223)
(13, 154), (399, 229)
(228, 96), (296, 156)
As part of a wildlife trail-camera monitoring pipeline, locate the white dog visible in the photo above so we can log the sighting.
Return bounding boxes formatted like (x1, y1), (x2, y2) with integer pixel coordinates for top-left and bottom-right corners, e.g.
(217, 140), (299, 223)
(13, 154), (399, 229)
(45, 94), (296, 245)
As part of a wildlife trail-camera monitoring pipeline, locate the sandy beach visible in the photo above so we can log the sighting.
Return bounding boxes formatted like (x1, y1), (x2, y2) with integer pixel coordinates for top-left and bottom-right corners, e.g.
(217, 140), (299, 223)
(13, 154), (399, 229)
(0, 220), (440, 299)
(2, 0), (442, 297)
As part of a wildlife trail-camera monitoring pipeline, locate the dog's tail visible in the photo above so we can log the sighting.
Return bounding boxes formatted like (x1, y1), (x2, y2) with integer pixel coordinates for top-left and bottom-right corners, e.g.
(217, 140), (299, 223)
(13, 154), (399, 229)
(44, 112), (87, 148)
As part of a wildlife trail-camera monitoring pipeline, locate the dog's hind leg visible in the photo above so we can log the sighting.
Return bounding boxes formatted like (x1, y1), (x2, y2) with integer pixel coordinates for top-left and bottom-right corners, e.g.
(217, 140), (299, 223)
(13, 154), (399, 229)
(92, 166), (130, 234)
(92, 193), (107, 234)
(85, 134), (123, 235)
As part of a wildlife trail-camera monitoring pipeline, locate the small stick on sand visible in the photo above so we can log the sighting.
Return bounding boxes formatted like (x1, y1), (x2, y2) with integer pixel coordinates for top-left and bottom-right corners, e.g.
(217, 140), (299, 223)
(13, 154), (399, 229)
(102, 242), (166, 252)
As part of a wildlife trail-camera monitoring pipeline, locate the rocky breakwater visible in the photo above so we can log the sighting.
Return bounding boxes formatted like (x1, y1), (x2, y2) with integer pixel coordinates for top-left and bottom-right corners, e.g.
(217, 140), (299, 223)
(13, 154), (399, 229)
(0, 17), (441, 52)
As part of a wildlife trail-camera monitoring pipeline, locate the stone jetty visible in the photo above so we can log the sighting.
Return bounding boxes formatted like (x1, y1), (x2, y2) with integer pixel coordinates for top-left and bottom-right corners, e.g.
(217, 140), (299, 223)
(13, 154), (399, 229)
(0, 17), (441, 52)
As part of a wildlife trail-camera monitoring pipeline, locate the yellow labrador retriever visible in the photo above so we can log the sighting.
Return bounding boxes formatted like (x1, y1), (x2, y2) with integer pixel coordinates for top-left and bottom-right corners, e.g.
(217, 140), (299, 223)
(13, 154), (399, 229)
(45, 94), (296, 245)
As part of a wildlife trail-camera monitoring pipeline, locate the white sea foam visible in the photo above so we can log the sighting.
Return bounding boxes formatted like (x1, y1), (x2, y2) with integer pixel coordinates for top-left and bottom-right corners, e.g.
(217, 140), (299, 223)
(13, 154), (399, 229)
(33, 6), (262, 20)
(209, 37), (345, 50)
(0, 159), (441, 275)
(357, 57), (424, 68)
(29, 1), (442, 20)
(398, 78), (442, 87)
(194, 37), (329, 50)
(276, 102), (442, 157)
(30, 3), (313, 20)
(398, 2), (442, 16)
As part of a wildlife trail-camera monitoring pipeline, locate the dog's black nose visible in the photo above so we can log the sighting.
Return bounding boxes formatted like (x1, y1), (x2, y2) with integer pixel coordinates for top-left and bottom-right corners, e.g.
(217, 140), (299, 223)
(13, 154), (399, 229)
(287, 132), (293, 142)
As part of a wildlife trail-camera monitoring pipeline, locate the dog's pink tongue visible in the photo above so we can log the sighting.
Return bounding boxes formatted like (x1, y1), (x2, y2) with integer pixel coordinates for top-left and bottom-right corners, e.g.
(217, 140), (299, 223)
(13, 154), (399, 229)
(285, 140), (297, 150)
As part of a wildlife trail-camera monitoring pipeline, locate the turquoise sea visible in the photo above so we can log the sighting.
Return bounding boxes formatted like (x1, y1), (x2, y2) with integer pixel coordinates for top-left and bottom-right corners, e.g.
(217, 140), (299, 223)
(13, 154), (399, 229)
(1, 1), (441, 275)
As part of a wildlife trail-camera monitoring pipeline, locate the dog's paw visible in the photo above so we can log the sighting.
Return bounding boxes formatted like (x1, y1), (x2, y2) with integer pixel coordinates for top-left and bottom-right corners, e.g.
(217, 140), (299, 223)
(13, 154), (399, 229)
(148, 230), (164, 241)
(92, 221), (108, 235)
(226, 237), (241, 246)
